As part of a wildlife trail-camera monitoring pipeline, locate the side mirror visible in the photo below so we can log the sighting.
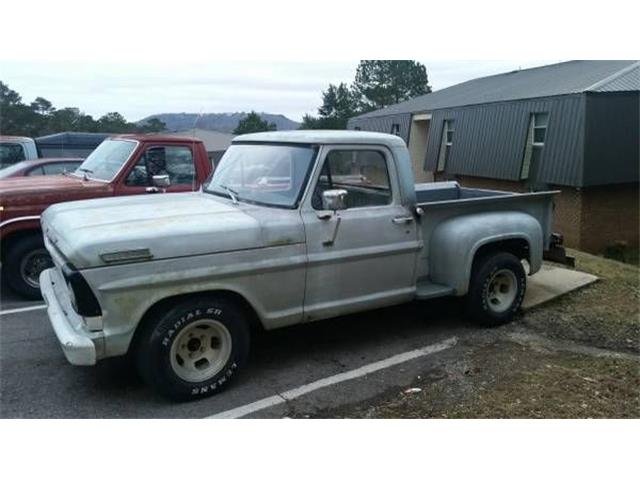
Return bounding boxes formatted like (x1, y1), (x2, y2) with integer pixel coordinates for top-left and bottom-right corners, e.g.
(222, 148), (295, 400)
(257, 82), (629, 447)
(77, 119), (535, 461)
(152, 174), (171, 188)
(322, 189), (348, 211)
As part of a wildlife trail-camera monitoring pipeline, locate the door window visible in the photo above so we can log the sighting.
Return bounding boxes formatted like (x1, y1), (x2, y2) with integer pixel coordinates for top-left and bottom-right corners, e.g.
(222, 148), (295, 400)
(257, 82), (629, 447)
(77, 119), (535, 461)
(312, 149), (391, 209)
(126, 146), (195, 186)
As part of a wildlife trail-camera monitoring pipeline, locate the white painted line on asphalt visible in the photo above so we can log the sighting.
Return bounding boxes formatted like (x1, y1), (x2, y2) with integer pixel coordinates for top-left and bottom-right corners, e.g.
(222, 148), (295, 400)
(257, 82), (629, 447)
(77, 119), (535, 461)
(0, 304), (47, 316)
(207, 336), (458, 419)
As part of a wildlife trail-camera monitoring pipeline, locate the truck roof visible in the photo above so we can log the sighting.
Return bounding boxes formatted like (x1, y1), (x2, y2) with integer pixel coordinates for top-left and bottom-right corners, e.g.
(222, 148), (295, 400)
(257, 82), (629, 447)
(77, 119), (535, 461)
(233, 130), (407, 148)
(111, 134), (205, 143)
(0, 135), (35, 143)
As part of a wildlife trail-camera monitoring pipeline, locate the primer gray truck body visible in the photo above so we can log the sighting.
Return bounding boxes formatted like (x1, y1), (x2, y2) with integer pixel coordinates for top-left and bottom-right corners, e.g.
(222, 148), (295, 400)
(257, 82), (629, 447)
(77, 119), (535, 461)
(40, 131), (557, 367)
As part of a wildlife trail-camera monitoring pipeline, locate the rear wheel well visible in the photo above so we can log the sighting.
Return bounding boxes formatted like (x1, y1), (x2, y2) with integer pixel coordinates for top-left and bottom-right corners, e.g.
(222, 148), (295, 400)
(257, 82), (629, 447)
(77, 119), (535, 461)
(473, 238), (530, 268)
(129, 290), (263, 355)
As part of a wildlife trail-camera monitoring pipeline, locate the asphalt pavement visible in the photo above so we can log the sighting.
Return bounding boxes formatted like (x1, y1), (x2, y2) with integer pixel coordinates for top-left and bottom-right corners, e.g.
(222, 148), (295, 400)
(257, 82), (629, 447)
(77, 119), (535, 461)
(0, 263), (596, 418)
(1, 285), (478, 418)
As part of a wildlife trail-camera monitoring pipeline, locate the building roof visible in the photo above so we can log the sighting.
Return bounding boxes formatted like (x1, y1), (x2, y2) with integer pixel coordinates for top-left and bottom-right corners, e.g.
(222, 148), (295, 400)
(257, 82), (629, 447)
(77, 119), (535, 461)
(166, 128), (234, 152)
(354, 60), (640, 119)
(234, 130), (407, 149)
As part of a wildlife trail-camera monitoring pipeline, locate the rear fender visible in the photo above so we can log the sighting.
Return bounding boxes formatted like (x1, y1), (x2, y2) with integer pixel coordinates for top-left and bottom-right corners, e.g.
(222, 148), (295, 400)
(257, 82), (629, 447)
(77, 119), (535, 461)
(428, 212), (543, 296)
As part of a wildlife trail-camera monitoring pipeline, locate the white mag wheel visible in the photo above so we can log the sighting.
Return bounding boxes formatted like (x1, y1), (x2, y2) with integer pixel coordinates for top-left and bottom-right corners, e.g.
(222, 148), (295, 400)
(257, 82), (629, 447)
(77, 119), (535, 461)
(485, 268), (518, 313)
(169, 319), (233, 383)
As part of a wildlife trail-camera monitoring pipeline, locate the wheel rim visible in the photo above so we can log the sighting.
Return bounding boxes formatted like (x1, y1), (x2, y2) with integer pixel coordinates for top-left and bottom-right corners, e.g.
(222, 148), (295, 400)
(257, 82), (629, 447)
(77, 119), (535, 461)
(19, 249), (53, 289)
(485, 269), (518, 313)
(169, 319), (232, 383)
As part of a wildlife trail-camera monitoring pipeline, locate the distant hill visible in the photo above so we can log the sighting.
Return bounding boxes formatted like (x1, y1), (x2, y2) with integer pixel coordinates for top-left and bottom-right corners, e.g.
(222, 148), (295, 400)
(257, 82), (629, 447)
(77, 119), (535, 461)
(138, 112), (300, 133)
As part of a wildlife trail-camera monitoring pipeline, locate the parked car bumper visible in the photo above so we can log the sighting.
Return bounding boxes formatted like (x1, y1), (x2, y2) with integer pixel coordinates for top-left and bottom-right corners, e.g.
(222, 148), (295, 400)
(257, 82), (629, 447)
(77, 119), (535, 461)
(40, 268), (99, 366)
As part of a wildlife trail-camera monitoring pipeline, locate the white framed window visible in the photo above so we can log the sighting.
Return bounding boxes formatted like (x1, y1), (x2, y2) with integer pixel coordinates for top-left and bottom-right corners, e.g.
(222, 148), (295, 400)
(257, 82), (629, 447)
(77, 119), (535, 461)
(532, 112), (548, 146)
(437, 119), (454, 172)
(521, 112), (549, 180)
(390, 123), (401, 136)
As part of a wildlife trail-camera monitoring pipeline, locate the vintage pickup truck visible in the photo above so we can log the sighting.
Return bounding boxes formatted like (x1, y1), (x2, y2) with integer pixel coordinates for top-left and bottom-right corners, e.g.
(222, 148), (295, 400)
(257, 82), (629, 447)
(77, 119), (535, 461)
(0, 134), (213, 298)
(39, 131), (564, 400)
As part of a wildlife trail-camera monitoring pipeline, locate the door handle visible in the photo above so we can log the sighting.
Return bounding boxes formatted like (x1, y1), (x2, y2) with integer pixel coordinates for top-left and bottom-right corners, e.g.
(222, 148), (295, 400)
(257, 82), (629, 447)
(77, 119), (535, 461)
(392, 216), (414, 224)
(392, 216), (414, 225)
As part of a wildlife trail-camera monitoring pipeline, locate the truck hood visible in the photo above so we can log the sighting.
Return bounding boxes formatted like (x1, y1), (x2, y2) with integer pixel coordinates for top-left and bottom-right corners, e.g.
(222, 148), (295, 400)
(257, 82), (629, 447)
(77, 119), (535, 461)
(0, 175), (111, 218)
(41, 192), (304, 269)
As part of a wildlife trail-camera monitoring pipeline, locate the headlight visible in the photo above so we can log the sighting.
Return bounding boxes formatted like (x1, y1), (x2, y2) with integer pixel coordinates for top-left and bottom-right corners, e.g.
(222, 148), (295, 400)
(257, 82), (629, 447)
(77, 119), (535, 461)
(61, 263), (102, 317)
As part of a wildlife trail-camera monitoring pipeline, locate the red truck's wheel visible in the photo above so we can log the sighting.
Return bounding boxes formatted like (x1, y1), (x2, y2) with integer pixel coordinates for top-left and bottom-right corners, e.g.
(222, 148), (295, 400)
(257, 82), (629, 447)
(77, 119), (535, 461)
(465, 252), (526, 327)
(135, 296), (250, 401)
(4, 234), (53, 299)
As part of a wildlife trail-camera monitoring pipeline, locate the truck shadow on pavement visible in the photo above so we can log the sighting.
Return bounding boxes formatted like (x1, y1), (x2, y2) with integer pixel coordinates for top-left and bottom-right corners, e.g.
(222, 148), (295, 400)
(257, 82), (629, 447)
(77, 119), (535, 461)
(94, 297), (471, 401)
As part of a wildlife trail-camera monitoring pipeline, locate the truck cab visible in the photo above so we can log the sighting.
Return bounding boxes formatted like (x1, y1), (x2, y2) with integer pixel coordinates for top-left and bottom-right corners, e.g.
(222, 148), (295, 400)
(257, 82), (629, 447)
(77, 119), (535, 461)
(0, 134), (213, 298)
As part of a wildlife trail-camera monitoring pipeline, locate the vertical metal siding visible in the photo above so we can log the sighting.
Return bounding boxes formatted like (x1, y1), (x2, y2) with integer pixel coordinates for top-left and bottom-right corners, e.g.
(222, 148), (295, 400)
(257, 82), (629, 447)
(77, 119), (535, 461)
(423, 95), (585, 186)
(583, 92), (640, 186)
(347, 113), (412, 144)
(348, 93), (638, 187)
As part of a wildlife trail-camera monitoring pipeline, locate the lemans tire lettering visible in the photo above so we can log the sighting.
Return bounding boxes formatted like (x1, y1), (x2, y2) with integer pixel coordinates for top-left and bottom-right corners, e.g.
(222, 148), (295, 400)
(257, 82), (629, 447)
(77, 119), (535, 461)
(190, 363), (238, 396)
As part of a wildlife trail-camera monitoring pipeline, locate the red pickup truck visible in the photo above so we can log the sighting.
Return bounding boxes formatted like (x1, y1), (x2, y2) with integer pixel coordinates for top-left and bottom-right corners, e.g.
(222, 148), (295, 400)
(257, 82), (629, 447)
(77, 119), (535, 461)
(0, 134), (213, 298)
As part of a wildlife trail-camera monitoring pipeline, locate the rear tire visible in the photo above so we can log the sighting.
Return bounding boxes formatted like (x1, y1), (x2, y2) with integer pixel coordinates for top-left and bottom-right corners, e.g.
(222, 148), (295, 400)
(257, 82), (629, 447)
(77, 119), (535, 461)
(135, 297), (250, 401)
(3, 234), (53, 300)
(465, 252), (526, 327)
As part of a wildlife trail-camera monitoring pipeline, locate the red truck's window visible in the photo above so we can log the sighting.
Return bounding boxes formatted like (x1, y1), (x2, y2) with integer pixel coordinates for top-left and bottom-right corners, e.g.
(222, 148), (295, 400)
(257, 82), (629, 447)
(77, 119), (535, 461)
(126, 146), (195, 186)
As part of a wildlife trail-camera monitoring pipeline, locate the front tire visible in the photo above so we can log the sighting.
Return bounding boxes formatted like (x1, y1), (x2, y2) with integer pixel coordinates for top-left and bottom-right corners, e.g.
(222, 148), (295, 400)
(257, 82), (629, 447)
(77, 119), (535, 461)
(3, 234), (53, 299)
(465, 252), (526, 327)
(135, 297), (250, 401)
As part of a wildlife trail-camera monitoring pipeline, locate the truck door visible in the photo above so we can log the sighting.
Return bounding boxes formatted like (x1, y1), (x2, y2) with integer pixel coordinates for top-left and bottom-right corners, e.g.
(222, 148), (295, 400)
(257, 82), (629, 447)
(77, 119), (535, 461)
(115, 144), (199, 195)
(300, 146), (420, 321)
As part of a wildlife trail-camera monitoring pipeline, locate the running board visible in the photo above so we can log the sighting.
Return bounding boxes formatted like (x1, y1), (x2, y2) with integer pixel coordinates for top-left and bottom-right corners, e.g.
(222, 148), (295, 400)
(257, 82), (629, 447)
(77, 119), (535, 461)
(415, 281), (455, 300)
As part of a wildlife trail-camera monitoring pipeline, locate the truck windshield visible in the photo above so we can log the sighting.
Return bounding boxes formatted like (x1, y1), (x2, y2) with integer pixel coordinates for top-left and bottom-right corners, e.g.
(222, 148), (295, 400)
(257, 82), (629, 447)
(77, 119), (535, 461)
(73, 139), (137, 181)
(205, 144), (317, 208)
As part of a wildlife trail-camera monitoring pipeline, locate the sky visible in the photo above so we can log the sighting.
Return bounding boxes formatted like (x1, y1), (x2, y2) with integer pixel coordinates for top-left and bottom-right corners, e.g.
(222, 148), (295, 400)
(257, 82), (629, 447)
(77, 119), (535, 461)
(0, 60), (562, 123)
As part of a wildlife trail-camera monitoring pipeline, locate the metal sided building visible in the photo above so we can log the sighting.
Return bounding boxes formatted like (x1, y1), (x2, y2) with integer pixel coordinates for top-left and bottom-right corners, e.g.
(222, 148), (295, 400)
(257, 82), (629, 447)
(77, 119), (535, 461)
(348, 60), (640, 254)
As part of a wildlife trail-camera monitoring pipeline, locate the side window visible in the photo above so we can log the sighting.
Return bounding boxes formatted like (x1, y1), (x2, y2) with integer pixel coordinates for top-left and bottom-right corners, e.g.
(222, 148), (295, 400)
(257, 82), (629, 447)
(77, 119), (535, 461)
(312, 149), (391, 210)
(0, 143), (26, 167)
(125, 146), (195, 186)
(436, 119), (454, 172)
(42, 162), (80, 175)
(521, 112), (548, 180)
(27, 166), (45, 176)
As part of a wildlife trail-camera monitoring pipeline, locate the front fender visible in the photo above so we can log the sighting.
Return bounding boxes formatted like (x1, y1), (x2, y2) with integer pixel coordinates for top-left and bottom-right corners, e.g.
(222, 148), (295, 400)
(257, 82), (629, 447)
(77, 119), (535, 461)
(429, 211), (543, 295)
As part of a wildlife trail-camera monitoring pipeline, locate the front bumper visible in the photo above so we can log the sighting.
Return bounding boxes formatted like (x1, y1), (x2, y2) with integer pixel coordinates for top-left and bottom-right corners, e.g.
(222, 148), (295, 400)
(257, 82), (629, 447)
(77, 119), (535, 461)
(40, 268), (98, 366)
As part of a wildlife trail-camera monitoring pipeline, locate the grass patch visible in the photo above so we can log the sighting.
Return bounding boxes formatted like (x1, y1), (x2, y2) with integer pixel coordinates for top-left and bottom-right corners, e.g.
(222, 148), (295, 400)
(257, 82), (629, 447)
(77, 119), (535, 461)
(524, 249), (640, 352)
(329, 341), (640, 419)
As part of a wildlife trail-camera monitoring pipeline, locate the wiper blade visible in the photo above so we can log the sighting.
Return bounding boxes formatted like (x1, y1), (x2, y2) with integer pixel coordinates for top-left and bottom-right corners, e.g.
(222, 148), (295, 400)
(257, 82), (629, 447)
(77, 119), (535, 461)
(77, 167), (93, 173)
(220, 184), (239, 205)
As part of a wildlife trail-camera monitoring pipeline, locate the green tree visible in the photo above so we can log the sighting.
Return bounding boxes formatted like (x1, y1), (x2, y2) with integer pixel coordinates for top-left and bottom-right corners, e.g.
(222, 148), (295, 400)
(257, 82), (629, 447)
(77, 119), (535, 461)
(30, 97), (54, 115)
(137, 117), (167, 133)
(301, 82), (359, 130)
(0, 81), (22, 106)
(233, 111), (277, 135)
(97, 112), (135, 133)
(353, 60), (431, 111)
(0, 81), (40, 136)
